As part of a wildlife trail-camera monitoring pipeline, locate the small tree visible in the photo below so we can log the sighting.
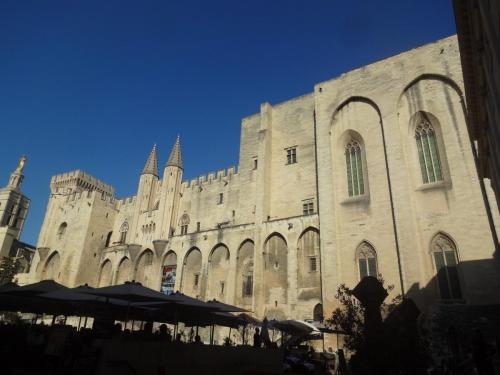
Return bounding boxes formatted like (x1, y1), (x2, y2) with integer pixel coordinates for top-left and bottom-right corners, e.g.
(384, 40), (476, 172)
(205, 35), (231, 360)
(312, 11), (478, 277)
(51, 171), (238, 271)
(328, 280), (431, 375)
(0, 256), (19, 286)
(328, 281), (401, 353)
(0, 257), (20, 323)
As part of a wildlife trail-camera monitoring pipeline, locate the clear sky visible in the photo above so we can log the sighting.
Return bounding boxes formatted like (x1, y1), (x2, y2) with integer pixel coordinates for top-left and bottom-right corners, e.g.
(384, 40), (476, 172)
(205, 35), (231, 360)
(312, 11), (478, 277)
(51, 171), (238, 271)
(0, 0), (456, 245)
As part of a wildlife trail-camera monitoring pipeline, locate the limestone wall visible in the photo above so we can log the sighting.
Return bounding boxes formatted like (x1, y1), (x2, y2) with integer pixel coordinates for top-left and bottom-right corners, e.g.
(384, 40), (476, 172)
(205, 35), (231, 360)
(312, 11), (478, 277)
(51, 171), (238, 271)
(30, 189), (117, 287)
(25, 35), (500, 324)
(314, 35), (500, 315)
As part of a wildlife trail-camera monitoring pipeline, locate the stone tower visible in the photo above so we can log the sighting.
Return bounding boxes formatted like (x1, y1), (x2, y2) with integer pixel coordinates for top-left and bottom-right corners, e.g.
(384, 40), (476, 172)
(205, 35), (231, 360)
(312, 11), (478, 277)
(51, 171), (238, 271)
(31, 170), (116, 286)
(132, 144), (160, 239)
(159, 136), (183, 239)
(137, 144), (159, 214)
(0, 156), (30, 259)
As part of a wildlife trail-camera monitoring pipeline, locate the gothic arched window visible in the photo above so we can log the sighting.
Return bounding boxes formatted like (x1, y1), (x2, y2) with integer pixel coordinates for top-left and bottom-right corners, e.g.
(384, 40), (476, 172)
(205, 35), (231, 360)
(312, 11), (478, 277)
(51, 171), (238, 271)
(356, 242), (377, 280)
(179, 213), (190, 235)
(105, 231), (113, 247)
(415, 121), (443, 183)
(345, 140), (364, 197)
(119, 221), (129, 244)
(2, 204), (15, 226)
(431, 234), (461, 300)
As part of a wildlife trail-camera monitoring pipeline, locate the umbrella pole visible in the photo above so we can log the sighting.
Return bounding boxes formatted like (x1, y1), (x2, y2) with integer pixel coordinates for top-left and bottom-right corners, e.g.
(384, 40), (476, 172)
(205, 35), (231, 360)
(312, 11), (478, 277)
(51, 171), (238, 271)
(228, 327), (232, 343)
(84, 316), (88, 329)
(51, 315), (56, 326)
(78, 316), (82, 331)
(174, 307), (179, 338)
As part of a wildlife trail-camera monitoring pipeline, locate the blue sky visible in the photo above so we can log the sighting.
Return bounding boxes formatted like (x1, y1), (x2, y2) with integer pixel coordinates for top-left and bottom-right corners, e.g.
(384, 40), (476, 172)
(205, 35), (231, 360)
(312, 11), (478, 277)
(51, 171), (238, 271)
(0, 0), (456, 244)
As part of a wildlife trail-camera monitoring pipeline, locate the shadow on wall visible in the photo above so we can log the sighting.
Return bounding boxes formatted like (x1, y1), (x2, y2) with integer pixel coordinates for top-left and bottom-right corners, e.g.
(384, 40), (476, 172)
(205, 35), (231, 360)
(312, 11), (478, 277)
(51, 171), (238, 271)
(404, 254), (500, 362)
(406, 254), (500, 310)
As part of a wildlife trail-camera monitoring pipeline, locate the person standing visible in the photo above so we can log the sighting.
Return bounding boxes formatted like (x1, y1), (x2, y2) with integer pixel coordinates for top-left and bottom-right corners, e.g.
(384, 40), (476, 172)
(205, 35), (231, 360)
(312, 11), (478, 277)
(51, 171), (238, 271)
(253, 328), (261, 348)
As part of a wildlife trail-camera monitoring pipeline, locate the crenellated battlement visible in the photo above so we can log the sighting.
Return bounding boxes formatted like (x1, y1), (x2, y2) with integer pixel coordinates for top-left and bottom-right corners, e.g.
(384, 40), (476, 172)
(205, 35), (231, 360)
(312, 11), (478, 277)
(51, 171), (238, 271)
(182, 166), (238, 189)
(117, 195), (136, 207)
(50, 170), (114, 196)
(54, 188), (118, 209)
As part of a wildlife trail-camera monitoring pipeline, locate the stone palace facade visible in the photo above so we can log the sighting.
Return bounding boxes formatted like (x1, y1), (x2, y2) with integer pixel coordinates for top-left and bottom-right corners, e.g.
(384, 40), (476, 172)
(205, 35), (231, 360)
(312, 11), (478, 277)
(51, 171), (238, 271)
(22, 36), (500, 320)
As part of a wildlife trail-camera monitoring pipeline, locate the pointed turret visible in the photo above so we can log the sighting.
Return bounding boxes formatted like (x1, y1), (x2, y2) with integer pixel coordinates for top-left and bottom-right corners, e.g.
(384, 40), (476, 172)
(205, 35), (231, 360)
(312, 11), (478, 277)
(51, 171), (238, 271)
(166, 136), (183, 170)
(142, 144), (159, 177)
(158, 136), (184, 239)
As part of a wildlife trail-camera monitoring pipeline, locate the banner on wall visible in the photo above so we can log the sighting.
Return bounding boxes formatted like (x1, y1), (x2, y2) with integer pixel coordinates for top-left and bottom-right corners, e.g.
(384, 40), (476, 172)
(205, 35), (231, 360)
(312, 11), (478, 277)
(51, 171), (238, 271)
(160, 265), (176, 295)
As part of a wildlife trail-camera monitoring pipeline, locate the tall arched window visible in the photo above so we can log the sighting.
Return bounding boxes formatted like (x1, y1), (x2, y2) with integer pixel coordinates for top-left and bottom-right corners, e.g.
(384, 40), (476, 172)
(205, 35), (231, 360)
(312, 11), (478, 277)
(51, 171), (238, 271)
(119, 221), (129, 244)
(179, 213), (190, 235)
(345, 139), (364, 197)
(431, 234), (461, 300)
(415, 120), (443, 183)
(57, 222), (67, 239)
(105, 231), (113, 247)
(1, 204), (14, 226)
(356, 242), (377, 280)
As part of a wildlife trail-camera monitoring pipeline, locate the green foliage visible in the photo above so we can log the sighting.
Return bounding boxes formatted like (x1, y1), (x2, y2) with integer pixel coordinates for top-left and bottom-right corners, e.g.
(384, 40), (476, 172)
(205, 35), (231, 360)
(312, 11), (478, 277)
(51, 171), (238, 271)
(328, 283), (364, 352)
(0, 257), (21, 324)
(328, 280), (402, 353)
(0, 256), (19, 286)
(327, 280), (430, 374)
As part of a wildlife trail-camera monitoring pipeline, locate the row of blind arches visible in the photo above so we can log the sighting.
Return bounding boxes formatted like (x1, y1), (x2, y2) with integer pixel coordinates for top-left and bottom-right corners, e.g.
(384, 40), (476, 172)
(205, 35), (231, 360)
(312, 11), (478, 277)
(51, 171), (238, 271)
(94, 231), (461, 301)
(345, 114), (444, 198)
(97, 229), (322, 296)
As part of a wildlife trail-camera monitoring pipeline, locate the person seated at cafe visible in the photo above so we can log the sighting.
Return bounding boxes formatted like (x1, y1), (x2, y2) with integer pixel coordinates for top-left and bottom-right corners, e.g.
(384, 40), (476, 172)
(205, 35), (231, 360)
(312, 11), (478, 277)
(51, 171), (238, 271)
(194, 334), (202, 344)
(158, 324), (171, 341)
(138, 322), (154, 340)
(112, 323), (122, 338)
(175, 333), (182, 343)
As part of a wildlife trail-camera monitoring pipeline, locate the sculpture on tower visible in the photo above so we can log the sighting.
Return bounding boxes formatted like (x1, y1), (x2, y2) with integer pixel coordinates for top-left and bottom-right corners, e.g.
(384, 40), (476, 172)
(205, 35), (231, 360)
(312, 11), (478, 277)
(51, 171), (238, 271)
(8, 155), (27, 190)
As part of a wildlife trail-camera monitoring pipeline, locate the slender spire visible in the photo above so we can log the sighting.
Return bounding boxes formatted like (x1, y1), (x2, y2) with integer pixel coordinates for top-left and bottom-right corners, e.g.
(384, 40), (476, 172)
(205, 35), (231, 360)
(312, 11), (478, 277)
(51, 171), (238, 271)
(142, 144), (159, 177)
(166, 135), (183, 169)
